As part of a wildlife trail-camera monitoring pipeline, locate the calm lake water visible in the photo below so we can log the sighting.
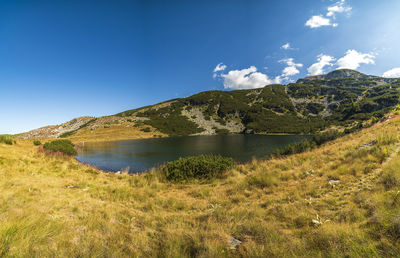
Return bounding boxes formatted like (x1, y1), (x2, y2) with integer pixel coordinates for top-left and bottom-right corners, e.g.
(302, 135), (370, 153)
(76, 134), (311, 173)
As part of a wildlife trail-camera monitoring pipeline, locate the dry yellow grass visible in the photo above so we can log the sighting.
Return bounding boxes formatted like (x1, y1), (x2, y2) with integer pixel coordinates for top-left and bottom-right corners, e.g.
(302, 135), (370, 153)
(1, 115), (400, 256)
(67, 121), (166, 143)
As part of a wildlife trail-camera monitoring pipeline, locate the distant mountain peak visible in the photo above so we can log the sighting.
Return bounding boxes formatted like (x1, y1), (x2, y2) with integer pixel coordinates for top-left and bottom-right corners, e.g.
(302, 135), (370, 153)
(325, 69), (368, 79)
(296, 69), (382, 84)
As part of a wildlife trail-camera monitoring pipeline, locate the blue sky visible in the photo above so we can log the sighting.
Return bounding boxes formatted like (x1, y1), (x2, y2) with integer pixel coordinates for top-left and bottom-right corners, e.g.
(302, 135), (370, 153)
(1, 0), (400, 133)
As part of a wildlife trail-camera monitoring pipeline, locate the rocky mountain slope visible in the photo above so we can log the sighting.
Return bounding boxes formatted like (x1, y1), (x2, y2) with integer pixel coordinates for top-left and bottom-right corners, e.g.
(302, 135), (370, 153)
(19, 69), (400, 140)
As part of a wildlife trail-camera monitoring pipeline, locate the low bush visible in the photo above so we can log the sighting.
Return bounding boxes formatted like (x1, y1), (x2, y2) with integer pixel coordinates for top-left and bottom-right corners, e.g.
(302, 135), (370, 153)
(313, 130), (344, 145)
(215, 128), (230, 135)
(344, 123), (363, 134)
(43, 139), (77, 156)
(159, 154), (235, 183)
(273, 139), (316, 156)
(0, 135), (14, 145)
(33, 140), (42, 146)
(394, 104), (400, 115)
(273, 129), (345, 157)
(140, 127), (151, 132)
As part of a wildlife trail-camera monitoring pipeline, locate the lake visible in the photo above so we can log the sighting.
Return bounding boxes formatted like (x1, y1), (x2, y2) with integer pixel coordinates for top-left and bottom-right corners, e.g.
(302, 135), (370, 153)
(76, 134), (311, 173)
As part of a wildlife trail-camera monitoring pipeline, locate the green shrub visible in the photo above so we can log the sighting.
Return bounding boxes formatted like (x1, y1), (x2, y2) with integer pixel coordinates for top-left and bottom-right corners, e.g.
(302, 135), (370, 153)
(273, 139), (316, 156)
(43, 139), (77, 156)
(272, 130), (344, 157)
(313, 130), (343, 145)
(0, 135), (14, 145)
(59, 131), (75, 138)
(344, 123), (363, 134)
(159, 154), (235, 183)
(394, 104), (400, 114)
(140, 127), (151, 132)
(33, 140), (42, 146)
(215, 128), (230, 135)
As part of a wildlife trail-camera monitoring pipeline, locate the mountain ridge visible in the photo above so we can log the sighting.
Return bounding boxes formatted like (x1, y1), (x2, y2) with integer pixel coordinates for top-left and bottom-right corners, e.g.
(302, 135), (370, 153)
(19, 69), (400, 140)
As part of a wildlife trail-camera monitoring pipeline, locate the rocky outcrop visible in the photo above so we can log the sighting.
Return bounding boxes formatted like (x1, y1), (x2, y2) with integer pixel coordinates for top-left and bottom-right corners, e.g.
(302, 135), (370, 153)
(181, 107), (244, 135)
(19, 117), (95, 139)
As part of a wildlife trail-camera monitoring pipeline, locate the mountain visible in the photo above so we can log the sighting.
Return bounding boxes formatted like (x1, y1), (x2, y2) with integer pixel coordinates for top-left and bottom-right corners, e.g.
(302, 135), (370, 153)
(4, 101), (400, 256)
(19, 69), (400, 140)
(298, 69), (381, 82)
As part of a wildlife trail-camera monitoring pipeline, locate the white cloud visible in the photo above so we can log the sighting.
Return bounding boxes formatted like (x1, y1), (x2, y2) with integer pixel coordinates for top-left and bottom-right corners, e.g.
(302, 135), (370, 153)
(279, 58), (303, 78)
(305, 0), (351, 28)
(281, 43), (291, 50)
(213, 63), (227, 78)
(305, 15), (332, 28)
(282, 66), (301, 77)
(213, 63), (227, 73)
(327, 0), (352, 17)
(221, 66), (281, 90)
(307, 54), (336, 75)
(383, 67), (400, 78)
(336, 49), (375, 70)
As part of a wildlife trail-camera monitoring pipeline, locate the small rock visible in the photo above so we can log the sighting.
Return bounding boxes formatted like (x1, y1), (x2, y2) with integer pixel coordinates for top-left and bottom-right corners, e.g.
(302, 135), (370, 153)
(357, 140), (377, 149)
(312, 219), (322, 226)
(329, 180), (340, 187)
(66, 185), (80, 189)
(312, 214), (330, 226)
(229, 237), (242, 249)
(244, 129), (254, 135)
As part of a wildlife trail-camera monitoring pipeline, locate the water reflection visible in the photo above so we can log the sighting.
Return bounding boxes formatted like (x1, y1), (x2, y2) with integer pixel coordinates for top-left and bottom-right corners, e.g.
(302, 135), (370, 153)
(76, 134), (311, 173)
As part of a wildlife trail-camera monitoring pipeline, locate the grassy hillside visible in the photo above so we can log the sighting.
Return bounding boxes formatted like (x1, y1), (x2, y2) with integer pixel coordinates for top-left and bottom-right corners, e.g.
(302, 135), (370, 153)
(2, 112), (400, 256)
(19, 116), (166, 143)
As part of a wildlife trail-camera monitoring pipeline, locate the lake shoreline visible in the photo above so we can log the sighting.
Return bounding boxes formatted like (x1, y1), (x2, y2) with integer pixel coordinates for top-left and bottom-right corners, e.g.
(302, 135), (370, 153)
(75, 134), (312, 173)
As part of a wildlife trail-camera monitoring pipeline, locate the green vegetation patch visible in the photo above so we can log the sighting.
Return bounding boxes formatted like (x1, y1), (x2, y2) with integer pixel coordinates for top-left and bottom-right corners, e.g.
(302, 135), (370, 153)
(159, 154), (235, 183)
(140, 127), (151, 132)
(138, 103), (204, 136)
(33, 140), (42, 146)
(114, 75), (400, 137)
(0, 135), (14, 145)
(43, 139), (77, 156)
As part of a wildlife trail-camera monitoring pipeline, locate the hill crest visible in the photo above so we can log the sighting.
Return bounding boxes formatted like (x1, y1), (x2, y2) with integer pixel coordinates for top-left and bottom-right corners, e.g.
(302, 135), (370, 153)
(18, 70), (400, 141)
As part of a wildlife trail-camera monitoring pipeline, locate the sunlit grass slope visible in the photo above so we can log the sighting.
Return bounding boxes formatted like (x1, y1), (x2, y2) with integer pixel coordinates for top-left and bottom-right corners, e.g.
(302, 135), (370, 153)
(1, 114), (400, 256)
(67, 120), (166, 143)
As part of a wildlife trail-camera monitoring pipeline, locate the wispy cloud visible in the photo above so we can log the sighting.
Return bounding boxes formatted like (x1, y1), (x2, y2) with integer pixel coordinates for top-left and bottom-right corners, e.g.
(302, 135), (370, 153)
(327, 0), (352, 17)
(305, 0), (351, 28)
(213, 63), (227, 78)
(279, 58), (303, 78)
(307, 54), (336, 75)
(213, 63), (227, 73)
(281, 43), (292, 50)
